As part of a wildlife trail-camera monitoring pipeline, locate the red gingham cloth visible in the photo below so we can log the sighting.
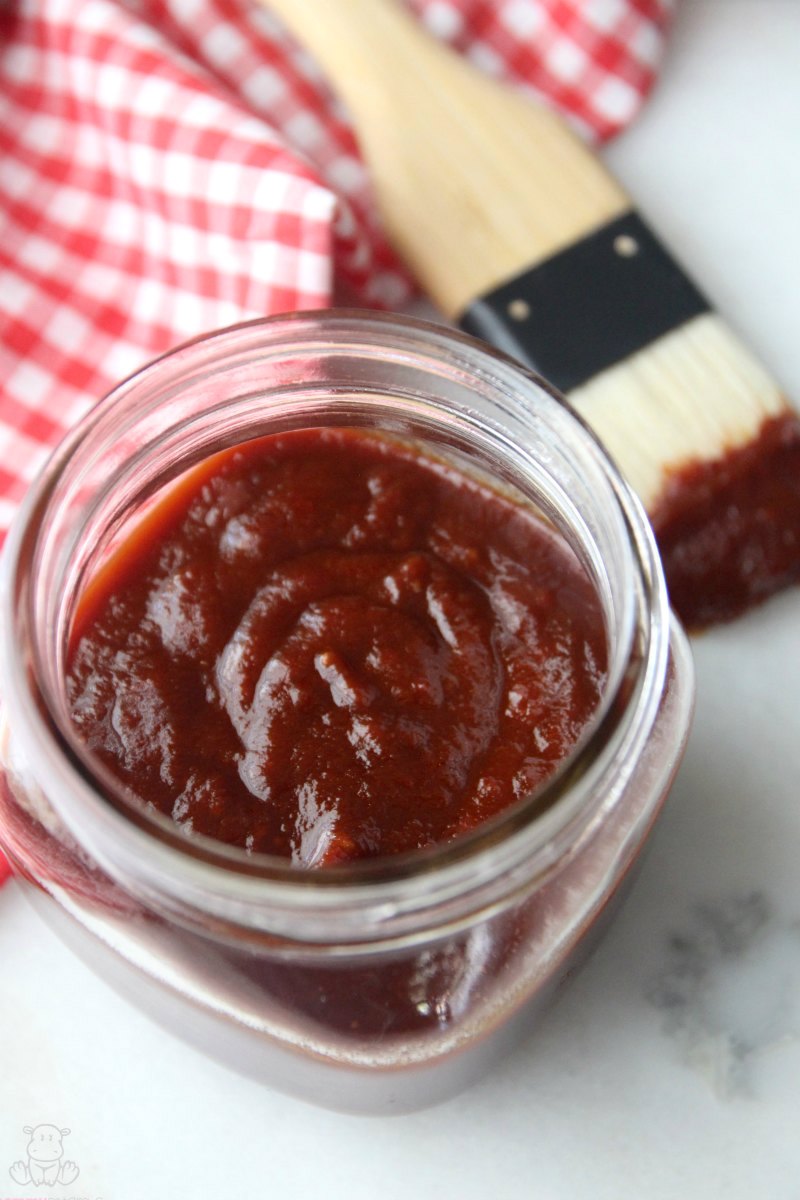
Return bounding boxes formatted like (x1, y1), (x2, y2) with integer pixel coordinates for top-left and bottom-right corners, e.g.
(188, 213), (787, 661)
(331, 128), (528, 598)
(0, 0), (673, 886)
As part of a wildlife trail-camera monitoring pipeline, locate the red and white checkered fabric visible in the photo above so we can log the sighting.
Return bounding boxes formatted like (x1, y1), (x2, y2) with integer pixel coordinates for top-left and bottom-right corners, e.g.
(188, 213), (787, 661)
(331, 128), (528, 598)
(0, 0), (674, 547)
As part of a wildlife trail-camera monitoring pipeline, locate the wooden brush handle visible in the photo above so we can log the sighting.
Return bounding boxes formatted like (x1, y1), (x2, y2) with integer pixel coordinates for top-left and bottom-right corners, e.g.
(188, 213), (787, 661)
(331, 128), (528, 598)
(265, 0), (629, 317)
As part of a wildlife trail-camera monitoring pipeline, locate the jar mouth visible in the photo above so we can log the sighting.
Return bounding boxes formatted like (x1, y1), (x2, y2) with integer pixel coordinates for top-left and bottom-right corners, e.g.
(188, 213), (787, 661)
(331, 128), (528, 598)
(0, 310), (672, 930)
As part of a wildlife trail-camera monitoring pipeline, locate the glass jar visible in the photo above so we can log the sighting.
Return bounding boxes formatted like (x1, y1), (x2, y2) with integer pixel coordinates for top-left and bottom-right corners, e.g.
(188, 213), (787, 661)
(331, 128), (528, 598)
(0, 311), (693, 1114)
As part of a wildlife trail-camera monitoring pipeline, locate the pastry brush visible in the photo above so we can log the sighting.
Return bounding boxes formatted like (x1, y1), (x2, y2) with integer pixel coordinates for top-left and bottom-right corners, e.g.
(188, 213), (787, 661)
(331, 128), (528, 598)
(265, 0), (800, 628)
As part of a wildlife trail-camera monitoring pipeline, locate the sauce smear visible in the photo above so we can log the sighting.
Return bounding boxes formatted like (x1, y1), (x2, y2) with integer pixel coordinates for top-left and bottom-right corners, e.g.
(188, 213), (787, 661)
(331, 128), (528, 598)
(653, 411), (800, 628)
(67, 429), (607, 865)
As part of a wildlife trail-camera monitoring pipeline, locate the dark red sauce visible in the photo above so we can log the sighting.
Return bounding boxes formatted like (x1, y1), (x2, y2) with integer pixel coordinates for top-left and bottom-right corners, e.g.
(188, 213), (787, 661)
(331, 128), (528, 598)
(67, 429), (607, 865)
(653, 411), (800, 629)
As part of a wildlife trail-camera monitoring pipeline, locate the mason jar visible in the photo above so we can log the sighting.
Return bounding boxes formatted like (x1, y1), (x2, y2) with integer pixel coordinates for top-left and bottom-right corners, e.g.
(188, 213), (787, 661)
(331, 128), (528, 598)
(0, 311), (694, 1113)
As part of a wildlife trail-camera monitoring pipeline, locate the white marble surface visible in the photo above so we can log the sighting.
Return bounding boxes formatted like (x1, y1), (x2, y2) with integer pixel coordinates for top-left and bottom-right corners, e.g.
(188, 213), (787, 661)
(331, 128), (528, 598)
(1, 1), (799, 1196)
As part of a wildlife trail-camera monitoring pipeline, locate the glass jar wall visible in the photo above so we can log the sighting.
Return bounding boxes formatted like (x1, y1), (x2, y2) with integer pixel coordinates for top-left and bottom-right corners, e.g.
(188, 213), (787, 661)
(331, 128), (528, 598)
(0, 312), (694, 1113)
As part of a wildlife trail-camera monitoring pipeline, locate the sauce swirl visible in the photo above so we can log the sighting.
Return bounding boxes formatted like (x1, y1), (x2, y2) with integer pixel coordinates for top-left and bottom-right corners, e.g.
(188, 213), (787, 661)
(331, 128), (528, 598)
(67, 429), (607, 865)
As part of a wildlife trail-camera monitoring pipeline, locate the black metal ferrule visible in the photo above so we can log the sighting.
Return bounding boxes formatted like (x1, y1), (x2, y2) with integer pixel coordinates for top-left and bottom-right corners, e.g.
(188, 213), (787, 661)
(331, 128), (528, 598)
(458, 211), (710, 393)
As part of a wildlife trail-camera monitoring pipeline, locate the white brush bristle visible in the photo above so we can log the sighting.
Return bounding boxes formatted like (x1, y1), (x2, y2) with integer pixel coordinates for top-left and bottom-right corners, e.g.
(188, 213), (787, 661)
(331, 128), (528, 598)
(569, 313), (788, 511)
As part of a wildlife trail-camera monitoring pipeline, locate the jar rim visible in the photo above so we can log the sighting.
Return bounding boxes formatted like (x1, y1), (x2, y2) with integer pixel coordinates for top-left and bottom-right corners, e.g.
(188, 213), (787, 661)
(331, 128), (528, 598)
(0, 310), (676, 937)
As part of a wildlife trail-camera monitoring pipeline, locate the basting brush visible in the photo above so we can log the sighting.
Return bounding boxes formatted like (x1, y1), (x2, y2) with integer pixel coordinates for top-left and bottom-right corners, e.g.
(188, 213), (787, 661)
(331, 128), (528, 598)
(265, 0), (800, 628)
